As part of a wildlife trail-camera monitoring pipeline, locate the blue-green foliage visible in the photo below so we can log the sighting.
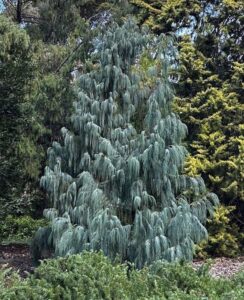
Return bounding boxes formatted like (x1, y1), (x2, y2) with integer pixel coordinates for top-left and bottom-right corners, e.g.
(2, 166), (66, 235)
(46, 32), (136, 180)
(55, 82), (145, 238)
(33, 20), (218, 268)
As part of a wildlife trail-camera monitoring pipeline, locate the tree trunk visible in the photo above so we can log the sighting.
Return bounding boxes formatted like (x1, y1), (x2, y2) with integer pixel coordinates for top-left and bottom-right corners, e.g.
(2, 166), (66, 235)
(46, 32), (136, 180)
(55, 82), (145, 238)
(16, 0), (22, 23)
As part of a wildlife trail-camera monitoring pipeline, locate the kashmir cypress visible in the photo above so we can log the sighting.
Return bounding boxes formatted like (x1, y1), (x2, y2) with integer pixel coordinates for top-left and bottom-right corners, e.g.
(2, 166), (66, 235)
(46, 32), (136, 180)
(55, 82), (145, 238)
(33, 20), (218, 268)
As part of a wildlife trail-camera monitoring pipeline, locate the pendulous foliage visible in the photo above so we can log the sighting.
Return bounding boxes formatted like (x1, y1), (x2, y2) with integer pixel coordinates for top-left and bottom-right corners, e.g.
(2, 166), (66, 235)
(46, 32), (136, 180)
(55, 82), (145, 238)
(33, 20), (218, 268)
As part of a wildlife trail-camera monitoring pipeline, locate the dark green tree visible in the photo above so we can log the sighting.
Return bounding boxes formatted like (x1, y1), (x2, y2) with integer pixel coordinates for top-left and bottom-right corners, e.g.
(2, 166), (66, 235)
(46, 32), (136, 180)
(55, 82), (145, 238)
(22, 0), (132, 44)
(0, 15), (43, 216)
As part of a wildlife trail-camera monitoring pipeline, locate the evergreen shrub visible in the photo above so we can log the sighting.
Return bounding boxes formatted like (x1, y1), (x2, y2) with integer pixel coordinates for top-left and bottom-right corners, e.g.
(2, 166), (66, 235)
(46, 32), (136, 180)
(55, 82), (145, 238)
(0, 252), (244, 300)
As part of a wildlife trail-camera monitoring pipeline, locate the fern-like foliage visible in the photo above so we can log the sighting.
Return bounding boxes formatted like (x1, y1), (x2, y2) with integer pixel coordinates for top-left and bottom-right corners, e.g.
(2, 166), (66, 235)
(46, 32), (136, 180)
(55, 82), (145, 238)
(33, 20), (218, 268)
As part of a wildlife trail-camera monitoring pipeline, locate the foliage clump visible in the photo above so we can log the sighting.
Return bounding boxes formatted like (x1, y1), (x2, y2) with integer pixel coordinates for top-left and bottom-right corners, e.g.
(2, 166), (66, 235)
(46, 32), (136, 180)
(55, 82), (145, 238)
(196, 206), (240, 258)
(33, 20), (218, 267)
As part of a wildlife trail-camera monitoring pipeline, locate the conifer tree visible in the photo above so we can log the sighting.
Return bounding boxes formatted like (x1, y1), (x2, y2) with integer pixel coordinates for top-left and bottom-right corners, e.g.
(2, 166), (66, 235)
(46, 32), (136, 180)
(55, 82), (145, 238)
(33, 21), (218, 267)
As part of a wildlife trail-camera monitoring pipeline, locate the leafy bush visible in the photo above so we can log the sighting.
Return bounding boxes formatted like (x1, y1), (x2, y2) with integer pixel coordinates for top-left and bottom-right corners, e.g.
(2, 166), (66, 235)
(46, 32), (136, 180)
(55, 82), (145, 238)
(0, 252), (244, 299)
(0, 215), (47, 243)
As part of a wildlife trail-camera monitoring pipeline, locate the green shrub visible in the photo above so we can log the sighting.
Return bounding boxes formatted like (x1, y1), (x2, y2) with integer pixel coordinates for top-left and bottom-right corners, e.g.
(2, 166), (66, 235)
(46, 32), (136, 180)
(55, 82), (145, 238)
(0, 252), (243, 299)
(0, 215), (47, 243)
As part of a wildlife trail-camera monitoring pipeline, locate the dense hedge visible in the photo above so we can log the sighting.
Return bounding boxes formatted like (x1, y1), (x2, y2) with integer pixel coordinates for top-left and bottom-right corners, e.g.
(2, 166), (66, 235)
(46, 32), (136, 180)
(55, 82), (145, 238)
(0, 215), (47, 243)
(1, 252), (244, 299)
